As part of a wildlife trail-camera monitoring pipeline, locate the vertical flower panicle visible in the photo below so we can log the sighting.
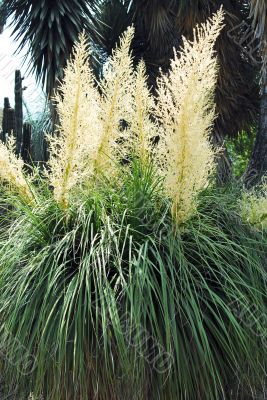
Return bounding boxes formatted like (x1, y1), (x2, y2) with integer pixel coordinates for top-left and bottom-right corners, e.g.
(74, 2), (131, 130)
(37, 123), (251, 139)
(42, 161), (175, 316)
(46, 33), (102, 209)
(95, 27), (136, 172)
(156, 9), (224, 224)
(0, 136), (32, 202)
(128, 61), (159, 163)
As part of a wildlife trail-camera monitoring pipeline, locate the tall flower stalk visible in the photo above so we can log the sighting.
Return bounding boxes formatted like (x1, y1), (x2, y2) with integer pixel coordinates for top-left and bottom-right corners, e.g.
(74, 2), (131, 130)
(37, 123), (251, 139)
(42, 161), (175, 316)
(129, 61), (159, 164)
(46, 33), (101, 209)
(0, 136), (32, 203)
(156, 9), (224, 224)
(95, 26), (136, 173)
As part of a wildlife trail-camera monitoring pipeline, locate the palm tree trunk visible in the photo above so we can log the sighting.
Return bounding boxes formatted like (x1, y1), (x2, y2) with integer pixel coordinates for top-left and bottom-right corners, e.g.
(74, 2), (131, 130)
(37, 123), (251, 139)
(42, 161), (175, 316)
(244, 79), (267, 187)
(213, 125), (233, 184)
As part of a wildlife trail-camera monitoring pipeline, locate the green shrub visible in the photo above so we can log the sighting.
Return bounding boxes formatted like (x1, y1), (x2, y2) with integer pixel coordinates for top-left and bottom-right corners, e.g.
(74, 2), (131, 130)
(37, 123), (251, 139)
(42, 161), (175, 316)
(226, 128), (256, 178)
(241, 181), (267, 230)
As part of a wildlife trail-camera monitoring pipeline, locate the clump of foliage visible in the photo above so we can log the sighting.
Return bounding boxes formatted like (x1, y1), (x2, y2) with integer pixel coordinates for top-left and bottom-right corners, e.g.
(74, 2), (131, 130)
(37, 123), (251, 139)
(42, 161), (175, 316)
(226, 128), (256, 178)
(241, 180), (267, 230)
(0, 10), (266, 400)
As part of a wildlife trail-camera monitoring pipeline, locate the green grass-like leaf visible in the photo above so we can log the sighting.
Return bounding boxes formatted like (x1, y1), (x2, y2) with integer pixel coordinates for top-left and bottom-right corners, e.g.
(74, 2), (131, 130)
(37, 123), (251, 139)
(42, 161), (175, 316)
(0, 167), (266, 399)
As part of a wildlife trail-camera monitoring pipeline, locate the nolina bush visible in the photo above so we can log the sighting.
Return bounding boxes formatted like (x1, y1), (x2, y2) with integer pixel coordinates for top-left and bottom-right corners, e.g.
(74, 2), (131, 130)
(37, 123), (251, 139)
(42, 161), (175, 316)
(0, 9), (266, 400)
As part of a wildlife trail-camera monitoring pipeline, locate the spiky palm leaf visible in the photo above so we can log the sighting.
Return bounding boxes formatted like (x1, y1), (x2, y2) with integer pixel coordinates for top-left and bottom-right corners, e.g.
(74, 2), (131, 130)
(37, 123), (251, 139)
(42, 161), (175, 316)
(91, 0), (181, 86)
(88, 0), (133, 76)
(3, 0), (98, 96)
(0, 0), (7, 33)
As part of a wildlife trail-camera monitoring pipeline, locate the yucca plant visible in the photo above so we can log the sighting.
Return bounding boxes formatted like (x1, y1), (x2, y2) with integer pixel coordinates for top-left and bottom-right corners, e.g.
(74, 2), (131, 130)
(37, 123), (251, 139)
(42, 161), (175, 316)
(2, 0), (98, 96)
(0, 10), (266, 400)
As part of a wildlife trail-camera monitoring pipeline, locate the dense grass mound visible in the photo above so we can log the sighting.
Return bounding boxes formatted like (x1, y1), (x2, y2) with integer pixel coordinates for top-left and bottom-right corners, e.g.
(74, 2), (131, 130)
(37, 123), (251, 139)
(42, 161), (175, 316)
(0, 170), (266, 400)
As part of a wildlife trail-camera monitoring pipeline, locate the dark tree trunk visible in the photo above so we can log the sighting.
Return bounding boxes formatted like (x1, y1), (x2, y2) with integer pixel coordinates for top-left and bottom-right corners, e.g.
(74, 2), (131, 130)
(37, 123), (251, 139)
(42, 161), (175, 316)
(244, 81), (267, 188)
(14, 70), (23, 155)
(21, 122), (32, 164)
(213, 125), (233, 184)
(2, 97), (15, 143)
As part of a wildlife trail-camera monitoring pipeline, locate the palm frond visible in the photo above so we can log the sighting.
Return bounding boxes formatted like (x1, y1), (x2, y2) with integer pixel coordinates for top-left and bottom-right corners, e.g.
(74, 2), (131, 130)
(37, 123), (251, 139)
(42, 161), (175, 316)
(0, 0), (7, 33)
(4, 0), (98, 96)
(250, 0), (267, 44)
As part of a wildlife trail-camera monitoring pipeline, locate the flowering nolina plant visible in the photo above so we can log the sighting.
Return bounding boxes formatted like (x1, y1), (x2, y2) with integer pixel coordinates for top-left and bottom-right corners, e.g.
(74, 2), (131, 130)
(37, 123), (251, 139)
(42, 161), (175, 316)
(0, 9), (266, 400)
